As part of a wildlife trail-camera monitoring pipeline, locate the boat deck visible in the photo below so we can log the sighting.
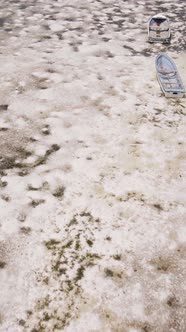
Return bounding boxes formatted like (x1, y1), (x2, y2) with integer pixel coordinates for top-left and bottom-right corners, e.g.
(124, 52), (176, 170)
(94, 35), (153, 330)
(159, 74), (184, 92)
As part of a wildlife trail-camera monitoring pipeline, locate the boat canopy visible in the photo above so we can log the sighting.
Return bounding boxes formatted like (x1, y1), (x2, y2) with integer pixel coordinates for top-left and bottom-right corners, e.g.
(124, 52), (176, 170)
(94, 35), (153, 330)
(149, 17), (169, 30)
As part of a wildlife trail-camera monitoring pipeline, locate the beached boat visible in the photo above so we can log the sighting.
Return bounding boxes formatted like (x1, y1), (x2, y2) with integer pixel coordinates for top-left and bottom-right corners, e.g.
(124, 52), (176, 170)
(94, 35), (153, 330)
(148, 14), (171, 44)
(156, 53), (185, 98)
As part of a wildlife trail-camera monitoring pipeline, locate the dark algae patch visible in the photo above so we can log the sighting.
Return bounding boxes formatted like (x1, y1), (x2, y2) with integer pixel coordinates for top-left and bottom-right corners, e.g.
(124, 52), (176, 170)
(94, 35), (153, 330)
(25, 211), (103, 331)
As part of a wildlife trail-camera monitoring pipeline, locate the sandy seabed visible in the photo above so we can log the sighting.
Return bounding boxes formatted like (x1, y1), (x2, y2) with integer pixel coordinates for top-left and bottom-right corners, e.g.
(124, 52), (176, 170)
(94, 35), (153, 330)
(0, 1), (186, 331)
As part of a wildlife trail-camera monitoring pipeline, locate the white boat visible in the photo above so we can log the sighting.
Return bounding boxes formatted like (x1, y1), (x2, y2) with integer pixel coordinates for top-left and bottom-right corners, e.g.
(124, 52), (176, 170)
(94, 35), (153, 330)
(148, 14), (171, 44)
(156, 53), (185, 98)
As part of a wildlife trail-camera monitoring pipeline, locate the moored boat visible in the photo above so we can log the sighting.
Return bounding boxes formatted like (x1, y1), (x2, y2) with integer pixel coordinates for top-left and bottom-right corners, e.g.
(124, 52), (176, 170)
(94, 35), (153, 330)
(155, 53), (185, 98)
(148, 14), (171, 44)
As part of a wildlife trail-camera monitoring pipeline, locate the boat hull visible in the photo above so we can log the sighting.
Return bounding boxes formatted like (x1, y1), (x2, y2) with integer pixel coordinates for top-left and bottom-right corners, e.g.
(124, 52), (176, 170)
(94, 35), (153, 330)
(148, 14), (171, 44)
(148, 37), (170, 44)
(155, 53), (185, 98)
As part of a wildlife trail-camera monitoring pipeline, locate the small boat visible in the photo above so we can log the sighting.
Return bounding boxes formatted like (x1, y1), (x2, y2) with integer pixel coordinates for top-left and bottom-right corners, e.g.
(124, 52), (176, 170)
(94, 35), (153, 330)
(156, 53), (185, 98)
(148, 14), (171, 44)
